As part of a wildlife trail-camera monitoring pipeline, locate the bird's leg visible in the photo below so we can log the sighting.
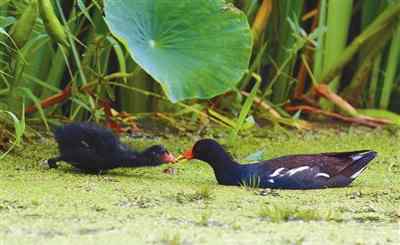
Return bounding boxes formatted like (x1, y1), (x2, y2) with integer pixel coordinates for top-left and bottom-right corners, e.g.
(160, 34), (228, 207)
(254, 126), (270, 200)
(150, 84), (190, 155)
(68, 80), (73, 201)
(47, 157), (61, 169)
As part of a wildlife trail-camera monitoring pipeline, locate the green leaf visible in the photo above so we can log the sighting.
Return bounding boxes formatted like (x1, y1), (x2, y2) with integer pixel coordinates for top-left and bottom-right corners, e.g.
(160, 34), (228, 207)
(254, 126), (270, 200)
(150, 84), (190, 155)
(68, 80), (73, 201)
(0, 16), (15, 28)
(104, 0), (252, 102)
(358, 109), (400, 125)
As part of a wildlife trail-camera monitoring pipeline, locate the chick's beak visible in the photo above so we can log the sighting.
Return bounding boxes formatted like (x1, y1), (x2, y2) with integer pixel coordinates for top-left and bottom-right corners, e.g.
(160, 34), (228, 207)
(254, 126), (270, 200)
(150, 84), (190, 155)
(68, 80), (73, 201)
(160, 152), (176, 163)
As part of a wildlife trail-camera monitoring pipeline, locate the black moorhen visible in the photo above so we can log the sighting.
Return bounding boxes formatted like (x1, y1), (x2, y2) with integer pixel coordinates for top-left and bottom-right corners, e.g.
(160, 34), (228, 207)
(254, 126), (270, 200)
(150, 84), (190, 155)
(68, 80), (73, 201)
(48, 123), (176, 173)
(181, 139), (377, 189)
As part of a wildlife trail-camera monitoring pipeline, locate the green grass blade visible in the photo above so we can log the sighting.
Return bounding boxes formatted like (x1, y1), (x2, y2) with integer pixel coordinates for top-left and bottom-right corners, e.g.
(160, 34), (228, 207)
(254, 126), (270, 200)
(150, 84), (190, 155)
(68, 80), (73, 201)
(379, 24), (400, 109)
(229, 73), (261, 143)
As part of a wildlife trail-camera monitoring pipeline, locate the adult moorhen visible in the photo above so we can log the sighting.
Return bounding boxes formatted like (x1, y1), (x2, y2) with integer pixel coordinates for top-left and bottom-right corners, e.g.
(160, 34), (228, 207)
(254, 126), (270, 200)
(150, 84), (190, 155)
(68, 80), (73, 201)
(180, 139), (377, 189)
(48, 123), (176, 173)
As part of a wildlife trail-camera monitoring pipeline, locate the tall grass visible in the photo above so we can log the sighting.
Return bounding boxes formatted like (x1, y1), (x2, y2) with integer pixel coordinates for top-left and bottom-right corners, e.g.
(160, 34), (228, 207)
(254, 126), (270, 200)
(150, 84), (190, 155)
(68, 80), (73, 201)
(319, 0), (353, 110)
(379, 24), (400, 109)
(0, 0), (399, 138)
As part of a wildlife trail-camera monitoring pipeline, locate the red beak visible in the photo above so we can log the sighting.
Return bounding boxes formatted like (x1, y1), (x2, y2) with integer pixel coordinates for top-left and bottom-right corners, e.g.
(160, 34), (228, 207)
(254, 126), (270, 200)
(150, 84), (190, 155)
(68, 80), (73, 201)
(183, 149), (194, 160)
(160, 152), (176, 163)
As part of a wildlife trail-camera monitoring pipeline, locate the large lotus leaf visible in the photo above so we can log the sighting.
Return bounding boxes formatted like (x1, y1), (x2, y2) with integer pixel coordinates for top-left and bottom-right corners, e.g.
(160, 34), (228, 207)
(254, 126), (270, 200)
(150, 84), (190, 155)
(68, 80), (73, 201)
(104, 0), (252, 102)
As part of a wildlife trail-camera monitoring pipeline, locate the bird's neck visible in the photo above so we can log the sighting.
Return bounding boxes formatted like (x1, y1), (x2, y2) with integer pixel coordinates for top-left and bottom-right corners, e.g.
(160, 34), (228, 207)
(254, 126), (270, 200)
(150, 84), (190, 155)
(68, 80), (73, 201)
(204, 155), (241, 185)
(118, 150), (157, 168)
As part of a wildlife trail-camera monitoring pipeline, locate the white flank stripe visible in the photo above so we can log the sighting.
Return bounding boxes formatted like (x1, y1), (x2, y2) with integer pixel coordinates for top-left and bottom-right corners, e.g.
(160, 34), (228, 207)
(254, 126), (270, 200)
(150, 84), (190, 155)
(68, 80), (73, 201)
(350, 166), (367, 179)
(287, 166), (310, 176)
(268, 179), (275, 183)
(315, 173), (330, 178)
(269, 167), (286, 177)
(351, 155), (363, 161)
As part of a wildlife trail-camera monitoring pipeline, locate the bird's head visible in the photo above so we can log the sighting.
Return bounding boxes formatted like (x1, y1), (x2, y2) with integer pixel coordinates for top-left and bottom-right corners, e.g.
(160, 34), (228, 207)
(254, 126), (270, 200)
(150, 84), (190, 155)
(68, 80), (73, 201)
(141, 145), (176, 164)
(179, 139), (230, 164)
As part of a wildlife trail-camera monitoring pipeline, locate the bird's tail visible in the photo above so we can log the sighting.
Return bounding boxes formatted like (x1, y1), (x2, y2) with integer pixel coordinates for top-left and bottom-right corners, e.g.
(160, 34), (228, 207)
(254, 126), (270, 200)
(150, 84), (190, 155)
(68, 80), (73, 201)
(339, 150), (377, 180)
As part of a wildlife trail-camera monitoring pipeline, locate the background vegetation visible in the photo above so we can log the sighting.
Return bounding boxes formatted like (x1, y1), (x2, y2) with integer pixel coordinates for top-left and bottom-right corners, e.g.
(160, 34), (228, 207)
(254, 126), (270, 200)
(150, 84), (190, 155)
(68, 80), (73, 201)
(1, 2), (399, 243)
(0, 0), (400, 151)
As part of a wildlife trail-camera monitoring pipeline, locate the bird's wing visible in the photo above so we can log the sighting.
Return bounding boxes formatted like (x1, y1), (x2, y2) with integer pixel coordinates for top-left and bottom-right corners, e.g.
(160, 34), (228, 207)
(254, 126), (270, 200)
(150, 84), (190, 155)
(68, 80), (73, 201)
(80, 123), (121, 153)
(55, 123), (122, 154)
(258, 165), (331, 189)
(258, 150), (374, 176)
(255, 150), (376, 189)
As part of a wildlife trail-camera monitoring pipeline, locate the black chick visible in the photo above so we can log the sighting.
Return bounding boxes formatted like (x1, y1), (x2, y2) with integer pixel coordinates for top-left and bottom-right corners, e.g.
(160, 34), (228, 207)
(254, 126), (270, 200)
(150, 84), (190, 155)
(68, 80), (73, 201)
(47, 123), (175, 173)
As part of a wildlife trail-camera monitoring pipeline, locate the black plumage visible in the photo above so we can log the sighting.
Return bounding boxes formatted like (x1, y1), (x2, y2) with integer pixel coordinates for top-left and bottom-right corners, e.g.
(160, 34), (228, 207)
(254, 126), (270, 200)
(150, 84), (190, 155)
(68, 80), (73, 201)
(182, 139), (377, 189)
(48, 123), (175, 173)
